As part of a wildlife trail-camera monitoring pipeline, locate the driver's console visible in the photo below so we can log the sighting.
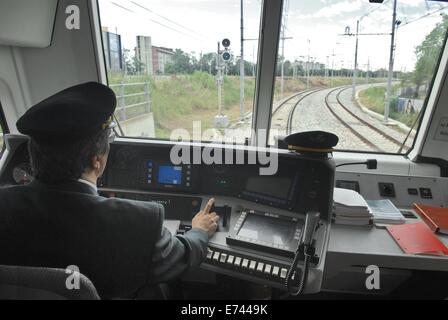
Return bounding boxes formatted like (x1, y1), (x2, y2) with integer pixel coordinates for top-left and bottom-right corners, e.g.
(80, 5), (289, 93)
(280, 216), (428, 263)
(0, 135), (335, 294)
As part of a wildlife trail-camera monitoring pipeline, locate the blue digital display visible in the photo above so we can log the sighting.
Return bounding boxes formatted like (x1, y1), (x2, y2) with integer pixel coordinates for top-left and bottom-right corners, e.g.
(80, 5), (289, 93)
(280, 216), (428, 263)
(158, 165), (182, 185)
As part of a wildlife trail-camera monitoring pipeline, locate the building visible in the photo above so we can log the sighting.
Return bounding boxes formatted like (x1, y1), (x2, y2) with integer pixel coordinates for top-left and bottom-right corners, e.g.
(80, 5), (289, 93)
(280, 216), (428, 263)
(101, 27), (123, 72)
(152, 46), (175, 74)
(295, 60), (325, 71)
(136, 35), (153, 75)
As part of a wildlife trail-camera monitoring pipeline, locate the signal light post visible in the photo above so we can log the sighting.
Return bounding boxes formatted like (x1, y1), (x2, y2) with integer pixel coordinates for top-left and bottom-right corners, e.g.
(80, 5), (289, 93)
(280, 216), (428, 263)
(215, 39), (231, 129)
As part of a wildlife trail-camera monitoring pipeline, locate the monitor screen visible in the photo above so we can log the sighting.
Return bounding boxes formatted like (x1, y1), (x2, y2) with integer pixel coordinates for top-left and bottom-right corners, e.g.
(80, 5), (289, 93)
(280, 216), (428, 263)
(245, 176), (292, 200)
(237, 213), (298, 246)
(158, 165), (183, 185)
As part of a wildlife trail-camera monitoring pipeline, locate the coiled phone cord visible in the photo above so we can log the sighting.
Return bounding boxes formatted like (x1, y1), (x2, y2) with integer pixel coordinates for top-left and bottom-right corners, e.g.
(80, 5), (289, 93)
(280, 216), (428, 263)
(285, 247), (311, 296)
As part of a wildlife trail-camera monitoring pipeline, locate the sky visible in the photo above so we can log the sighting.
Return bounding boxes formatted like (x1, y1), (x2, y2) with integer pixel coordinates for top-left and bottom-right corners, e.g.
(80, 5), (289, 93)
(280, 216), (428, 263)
(98, 0), (448, 72)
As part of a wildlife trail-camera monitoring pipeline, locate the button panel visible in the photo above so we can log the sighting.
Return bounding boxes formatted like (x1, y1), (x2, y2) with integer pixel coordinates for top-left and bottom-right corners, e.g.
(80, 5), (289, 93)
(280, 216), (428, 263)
(205, 246), (297, 286)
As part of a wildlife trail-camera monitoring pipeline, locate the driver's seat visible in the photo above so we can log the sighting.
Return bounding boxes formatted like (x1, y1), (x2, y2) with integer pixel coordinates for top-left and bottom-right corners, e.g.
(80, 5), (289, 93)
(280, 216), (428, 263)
(0, 264), (100, 300)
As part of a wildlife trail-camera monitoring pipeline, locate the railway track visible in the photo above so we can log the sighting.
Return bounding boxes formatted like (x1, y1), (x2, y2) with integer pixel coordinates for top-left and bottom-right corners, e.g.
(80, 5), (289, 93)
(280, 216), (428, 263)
(324, 86), (407, 153)
(271, 87), (325, 135)
(267, 85), (411, 152)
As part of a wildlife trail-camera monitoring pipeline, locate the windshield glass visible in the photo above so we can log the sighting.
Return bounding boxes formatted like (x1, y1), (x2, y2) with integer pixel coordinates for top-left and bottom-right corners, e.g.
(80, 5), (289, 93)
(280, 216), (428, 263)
(268, 0), (448, 153)
(98, 0), (261, 144)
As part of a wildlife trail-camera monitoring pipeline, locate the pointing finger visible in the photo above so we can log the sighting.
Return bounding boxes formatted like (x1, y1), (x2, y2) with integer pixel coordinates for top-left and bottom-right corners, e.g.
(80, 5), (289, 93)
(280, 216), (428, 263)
(203, 198), (215, 214)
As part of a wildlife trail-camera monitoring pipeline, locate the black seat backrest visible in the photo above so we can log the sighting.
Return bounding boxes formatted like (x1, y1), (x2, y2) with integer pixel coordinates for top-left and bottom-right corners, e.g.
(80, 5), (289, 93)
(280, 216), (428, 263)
(0, 265), (100, 300)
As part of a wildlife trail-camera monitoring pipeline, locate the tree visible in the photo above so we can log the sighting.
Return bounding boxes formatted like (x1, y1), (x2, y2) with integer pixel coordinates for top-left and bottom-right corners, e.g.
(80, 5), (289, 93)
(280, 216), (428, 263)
(165, 49), (195, 74)
(122, 48), (133, 74)
(133, 56), (145, 75)
(413, 14), (448, 97)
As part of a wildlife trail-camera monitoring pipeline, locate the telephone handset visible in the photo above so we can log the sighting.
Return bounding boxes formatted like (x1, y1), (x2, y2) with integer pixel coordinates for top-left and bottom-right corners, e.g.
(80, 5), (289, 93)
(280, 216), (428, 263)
(285, 211), (320, 295)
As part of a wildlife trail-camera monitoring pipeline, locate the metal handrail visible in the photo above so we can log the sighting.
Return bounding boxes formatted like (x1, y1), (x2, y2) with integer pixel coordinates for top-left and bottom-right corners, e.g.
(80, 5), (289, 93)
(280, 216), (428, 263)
(109, 82), (147, 87)
(115, 92), (147, 99)
(116, 101), (148, 111)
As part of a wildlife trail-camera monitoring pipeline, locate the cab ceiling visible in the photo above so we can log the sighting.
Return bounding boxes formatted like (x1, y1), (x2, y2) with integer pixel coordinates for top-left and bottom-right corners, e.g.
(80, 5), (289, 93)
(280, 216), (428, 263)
(0, 0), (58, 48)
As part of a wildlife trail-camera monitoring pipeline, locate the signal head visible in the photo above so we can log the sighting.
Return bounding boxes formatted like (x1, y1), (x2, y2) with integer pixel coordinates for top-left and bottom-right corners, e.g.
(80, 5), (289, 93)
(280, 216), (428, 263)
(222, 38), (231, 48)
(222, 51), (231, 61)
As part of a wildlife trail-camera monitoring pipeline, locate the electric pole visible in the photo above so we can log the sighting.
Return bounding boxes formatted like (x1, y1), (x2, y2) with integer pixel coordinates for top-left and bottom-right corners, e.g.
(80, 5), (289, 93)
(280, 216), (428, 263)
(367, 57), (370, 84)
(281, 24), (285, 99)
(217, 41), (223, 116)
(306, 39), (311, 89)
(331, 48), (335, 87)
(240, 0), (245, 120)
(384, 0), (397, 122)
(352, 20), (359, 99)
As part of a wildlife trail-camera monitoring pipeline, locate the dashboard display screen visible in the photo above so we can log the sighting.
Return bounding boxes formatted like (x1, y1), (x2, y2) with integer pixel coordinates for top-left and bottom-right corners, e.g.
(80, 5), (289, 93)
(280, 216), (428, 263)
(237, 213), (298, 246)
(158, 165), (183, 185)
(245, 176), (292, 200)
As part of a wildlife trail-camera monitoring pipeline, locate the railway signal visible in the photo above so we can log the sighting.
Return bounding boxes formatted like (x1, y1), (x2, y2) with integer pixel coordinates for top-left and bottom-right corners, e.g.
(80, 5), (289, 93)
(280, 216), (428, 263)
(215, 39), (232, 128)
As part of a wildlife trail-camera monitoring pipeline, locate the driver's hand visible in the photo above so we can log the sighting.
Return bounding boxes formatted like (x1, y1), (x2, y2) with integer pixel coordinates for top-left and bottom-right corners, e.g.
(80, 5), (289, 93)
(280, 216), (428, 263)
(192, 198), (220, 238)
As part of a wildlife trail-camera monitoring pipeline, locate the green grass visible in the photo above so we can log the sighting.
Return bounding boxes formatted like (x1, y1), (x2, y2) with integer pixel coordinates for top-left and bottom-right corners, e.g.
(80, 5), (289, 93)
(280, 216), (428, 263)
(358, 86), (419, 127)
(109, 72), (256, 138)
(108, 72), (388, 139)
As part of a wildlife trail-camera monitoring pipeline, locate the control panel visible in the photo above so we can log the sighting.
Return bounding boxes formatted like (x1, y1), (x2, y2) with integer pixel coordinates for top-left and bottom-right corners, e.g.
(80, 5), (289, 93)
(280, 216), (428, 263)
(204, 245), (296, 289)
(101, 141), (336, 220)
(138, 160), (195, 192)
(335, 171), (448, 208)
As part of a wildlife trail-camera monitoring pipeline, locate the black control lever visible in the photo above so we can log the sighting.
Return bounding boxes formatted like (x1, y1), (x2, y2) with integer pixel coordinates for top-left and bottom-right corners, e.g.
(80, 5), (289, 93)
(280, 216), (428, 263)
(285, 211), (320, 296)
(302, 211), (320, 254)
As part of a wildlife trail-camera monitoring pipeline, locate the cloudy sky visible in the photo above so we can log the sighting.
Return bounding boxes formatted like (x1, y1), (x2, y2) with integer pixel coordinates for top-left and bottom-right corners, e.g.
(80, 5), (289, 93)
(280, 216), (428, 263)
(98, 0), (448, 72)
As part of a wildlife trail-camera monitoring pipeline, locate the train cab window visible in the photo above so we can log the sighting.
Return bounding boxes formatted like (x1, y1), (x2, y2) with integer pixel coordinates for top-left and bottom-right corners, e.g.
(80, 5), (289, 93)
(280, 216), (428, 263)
(0, 102), (7, 155)
(97, 0), (262, 144)
(268, 0), (448, 154)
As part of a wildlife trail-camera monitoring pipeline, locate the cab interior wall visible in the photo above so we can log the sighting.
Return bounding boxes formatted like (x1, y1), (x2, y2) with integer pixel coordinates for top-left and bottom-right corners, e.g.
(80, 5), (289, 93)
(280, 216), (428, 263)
(0, 0), (100, 134)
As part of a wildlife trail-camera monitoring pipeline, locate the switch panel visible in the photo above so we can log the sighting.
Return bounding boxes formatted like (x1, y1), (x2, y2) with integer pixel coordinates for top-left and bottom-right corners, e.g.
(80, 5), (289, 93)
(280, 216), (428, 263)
(378, 183), (396, 197)
(419, 188), (433, 199)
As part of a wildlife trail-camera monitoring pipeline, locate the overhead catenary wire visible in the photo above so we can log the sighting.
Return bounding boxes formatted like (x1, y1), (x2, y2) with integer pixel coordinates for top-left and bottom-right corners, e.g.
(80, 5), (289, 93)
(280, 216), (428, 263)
(128, 0), (210, 41)
(398, 6), (448, 28)
(109, 0), (203, 41)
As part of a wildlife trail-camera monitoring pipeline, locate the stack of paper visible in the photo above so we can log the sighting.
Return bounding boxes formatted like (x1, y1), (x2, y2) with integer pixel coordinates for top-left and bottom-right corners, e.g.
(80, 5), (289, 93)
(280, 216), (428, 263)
(333, 188), (373, 226)
(366, 199), (406, 225)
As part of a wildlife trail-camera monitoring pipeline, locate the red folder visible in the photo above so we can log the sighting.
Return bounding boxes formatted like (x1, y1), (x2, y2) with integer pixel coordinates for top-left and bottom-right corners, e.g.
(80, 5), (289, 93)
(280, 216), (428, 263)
(387, 222), (448, 256)
(413, 203), (448, 235)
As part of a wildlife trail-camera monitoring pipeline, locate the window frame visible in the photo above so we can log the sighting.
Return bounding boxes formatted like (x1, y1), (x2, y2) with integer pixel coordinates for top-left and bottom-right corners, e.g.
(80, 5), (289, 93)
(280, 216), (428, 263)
(91, 0), (444, 162)
(0, 101), (10, 157)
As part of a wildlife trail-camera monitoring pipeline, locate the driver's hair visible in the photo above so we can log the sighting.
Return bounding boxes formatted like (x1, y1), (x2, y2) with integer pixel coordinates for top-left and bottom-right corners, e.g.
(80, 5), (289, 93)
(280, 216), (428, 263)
(28, 129), (110, 183)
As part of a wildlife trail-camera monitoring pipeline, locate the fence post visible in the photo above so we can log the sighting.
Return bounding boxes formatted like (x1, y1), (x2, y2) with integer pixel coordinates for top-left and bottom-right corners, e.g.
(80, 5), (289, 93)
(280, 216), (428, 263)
(144, 80), (151, 114)
(119, 82), (126, 121)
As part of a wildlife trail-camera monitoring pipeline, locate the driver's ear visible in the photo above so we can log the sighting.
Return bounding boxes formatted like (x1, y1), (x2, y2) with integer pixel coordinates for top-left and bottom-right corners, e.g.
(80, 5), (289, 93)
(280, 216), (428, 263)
(91, 155), (101, 172)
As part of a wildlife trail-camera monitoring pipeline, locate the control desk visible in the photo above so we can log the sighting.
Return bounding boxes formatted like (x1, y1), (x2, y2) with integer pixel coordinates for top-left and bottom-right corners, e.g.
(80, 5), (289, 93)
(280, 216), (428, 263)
(2, 135), (447, 297)
(0, 136), (334, 293)
(97, 140), (335, 293)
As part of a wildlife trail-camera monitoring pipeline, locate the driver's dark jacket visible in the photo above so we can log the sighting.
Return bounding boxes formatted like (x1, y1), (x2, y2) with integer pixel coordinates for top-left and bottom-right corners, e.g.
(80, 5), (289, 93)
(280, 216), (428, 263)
(0, 179), (209, 299)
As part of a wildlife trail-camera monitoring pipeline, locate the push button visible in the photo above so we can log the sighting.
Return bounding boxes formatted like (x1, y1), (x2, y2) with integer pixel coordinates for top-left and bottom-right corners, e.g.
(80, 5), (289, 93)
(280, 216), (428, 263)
(213, 252), (220, 262)
(234, 257), (242, 267)
(256, 263), (264, 273)
(220, 253), (227, 263)
(206, 249), (213, 260)
(272, 266), (280, 277)
(249, 261), (256, 272)
(241, 259), (249, 269)
(264, 264), (272, 275)
(227, 255), (234, 265)
(280, 268), (288, 279)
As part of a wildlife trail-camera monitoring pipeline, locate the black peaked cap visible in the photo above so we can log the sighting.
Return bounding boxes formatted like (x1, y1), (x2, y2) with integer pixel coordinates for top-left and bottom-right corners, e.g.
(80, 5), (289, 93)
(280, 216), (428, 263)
(16, 82), (116, 139)
(284, 131), (339, 150)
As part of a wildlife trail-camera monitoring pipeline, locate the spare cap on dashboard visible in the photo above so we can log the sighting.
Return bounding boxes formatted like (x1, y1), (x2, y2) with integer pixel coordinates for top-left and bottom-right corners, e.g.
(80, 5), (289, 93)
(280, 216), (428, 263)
(16, 82), (116, 140)
(283, 131), (339, 153)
